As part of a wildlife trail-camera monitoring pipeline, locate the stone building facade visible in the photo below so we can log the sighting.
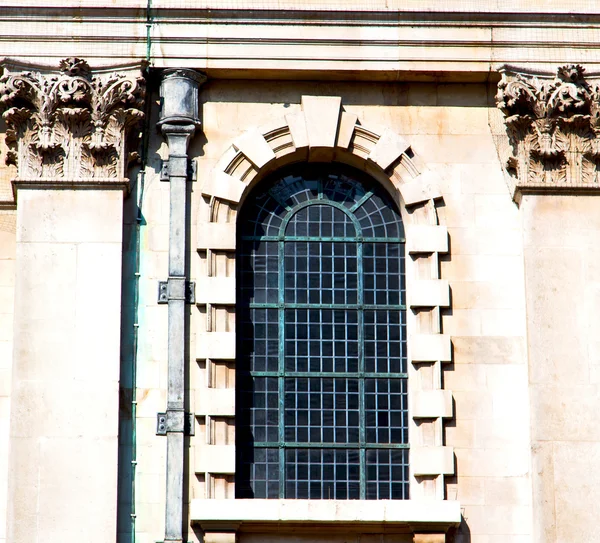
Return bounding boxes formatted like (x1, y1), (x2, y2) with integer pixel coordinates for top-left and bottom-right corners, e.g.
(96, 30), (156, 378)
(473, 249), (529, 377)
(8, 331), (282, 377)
(1, 2), (600, 543)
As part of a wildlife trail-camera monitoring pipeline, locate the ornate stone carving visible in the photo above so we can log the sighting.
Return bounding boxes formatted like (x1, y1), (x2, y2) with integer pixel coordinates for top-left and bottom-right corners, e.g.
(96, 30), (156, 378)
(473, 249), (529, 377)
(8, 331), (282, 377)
(0, 57), (145, 187)
(497, 64), (600, 200)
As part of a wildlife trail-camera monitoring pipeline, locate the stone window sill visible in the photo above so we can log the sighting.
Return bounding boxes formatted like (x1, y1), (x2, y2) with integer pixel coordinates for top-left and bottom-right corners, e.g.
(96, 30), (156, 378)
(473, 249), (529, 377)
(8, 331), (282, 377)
(191, 499), (461, 533)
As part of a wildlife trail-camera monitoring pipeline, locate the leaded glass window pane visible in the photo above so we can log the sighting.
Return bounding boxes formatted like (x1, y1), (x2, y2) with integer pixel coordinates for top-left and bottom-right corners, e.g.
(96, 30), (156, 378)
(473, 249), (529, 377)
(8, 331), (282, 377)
(236, 164), (408, 500)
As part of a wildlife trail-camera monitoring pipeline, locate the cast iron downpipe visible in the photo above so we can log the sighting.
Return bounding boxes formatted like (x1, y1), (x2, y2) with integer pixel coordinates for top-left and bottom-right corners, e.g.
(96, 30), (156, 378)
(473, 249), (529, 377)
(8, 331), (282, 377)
(157, 68), (205, 543)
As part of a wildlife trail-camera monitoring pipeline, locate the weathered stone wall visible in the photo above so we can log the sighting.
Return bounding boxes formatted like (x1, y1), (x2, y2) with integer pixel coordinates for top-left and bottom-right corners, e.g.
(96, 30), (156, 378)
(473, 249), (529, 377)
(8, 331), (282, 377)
(522, 195), (600, 543)
(125, 80), (531, 543)
(0, 209), (15, 543)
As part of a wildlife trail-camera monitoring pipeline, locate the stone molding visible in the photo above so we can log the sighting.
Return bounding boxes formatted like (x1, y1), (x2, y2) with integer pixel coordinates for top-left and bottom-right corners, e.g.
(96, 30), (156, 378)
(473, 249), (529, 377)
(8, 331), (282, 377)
(0, 57), (146, 192)
(497, 64), (600, 202)
(191, 498), (461, 532)
(196, 95), (455, 502)
(3, 6), (600, 81)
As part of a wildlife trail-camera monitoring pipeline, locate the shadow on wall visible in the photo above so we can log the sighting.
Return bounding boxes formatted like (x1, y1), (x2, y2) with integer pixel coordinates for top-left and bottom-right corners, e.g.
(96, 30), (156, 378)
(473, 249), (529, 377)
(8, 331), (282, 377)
(451, 517), (471, 543)
(200, 80), (494, 108)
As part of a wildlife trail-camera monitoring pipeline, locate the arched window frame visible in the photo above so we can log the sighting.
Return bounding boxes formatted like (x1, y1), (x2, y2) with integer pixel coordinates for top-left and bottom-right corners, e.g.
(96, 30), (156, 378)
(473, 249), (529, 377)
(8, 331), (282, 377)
(235, 165), (409, 500)
(192, 96), (458, 535)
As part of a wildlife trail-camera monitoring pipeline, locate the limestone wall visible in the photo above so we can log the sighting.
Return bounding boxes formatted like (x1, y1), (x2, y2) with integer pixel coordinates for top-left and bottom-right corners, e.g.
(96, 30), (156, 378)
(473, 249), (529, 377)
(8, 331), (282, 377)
(521, 195), (600, 543)
(124, 80), (531, 543)
(0, 210), (15, 543)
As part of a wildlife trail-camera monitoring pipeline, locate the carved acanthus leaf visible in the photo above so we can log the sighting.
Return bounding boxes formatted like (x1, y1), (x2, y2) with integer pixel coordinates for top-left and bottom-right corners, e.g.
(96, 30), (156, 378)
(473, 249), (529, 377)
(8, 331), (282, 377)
(497, 64), (600, 199)
(0, 57), (146, 185)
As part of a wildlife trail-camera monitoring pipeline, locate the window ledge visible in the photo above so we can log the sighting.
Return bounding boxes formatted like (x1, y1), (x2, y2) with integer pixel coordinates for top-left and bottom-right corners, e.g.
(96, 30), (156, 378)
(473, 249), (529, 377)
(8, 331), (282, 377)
(191, 499), (461, 532)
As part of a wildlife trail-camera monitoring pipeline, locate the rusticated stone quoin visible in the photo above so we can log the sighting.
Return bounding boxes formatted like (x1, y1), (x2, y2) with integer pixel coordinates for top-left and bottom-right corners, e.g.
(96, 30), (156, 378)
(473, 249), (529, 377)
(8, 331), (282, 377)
(0, 57), (145, 189)
(496, 64), (600, 201)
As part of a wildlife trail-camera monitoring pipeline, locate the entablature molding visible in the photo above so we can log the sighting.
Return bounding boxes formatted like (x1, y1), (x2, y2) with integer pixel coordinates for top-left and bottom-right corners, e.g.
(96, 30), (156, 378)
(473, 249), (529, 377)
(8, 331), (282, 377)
(2, 7), (600, 81)
(497, 64), (600, 202)
(0, 57), (146, 193)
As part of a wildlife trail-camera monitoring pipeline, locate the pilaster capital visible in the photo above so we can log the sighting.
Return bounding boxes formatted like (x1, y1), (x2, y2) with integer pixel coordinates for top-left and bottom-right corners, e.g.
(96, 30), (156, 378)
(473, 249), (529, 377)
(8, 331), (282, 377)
(0, 57), (146, 191)
(496, 64), (600, 202)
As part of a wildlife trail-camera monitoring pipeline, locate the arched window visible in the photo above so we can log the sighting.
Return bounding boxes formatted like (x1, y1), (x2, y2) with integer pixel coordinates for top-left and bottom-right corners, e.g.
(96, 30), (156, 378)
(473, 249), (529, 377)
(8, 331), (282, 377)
(236, 164), (408, 500)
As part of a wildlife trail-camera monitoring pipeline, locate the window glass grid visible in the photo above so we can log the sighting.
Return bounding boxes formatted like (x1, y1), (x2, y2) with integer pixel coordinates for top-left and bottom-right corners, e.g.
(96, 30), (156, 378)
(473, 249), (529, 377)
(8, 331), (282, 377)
(363, 242), (405, 306)
(284, 309), (359, 373)
(237, 165), (408, 500)
(364, 310), (406, 374)
(238, 308), (279, 373)
(365, 378), (409, 444)
(284, 377), (360, 444)
(239, 241), (279, 304)
(237, 447), (280, 499)
(284, 241), (358, 305)
(366, 449), (410, 500)
(285, 448), (361, 499)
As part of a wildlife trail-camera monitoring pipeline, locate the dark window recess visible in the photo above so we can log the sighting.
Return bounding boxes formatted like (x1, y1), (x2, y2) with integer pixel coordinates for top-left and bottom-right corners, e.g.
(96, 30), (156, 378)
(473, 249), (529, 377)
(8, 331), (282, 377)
(236, 164), (408, 500)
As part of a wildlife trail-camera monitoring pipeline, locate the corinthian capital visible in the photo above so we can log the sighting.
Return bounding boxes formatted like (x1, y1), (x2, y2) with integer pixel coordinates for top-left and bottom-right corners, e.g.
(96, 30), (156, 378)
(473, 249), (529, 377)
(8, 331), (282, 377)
(496, 64), (600, 202)
(0, 57), (146, 189)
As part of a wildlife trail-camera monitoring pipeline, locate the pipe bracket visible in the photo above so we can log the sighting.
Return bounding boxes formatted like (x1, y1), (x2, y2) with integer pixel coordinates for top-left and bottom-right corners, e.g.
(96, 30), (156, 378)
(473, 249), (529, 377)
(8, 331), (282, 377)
(158, 279), (195, 304)
(156, 411), (195, 436)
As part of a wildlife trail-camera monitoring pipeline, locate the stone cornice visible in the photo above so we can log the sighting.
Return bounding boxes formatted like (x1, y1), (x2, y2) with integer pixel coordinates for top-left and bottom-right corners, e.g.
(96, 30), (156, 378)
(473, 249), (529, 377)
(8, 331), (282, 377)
(0, 57), (146, 191)
(1, 8), (600, 80)
(496, 64), (600, 202)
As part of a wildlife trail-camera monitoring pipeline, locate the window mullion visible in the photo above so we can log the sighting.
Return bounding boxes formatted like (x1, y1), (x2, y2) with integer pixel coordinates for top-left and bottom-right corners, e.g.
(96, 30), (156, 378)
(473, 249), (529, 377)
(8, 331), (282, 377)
(278, 239), (286, 498)
(358, 239), (366, 500)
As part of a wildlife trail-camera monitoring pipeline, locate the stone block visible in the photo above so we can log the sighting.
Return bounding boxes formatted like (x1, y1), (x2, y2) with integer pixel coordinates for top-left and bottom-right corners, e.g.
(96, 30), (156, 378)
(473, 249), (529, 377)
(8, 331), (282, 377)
(409, 280), (450, 308)
(412, 390), (453, 419)
(449, 280), (525, 311)
(530, 441), (556, 543)
(285, 111), (309, 149)
(444, 418), (476, 449)
(16, 189), (123, 244)
(196, 388), (235, 416)
(190, 498), (461, 525)
(368, 129), (410, 170)
(462, 504), (532, 536)
(454, 447), (529, 477)
(474, 194), (518, 229)
(336, 111), (358, 149)
(443, 365), (486, 392)
(205, 533), (236, 543)
(233, 129), (276, 169)
(448, 476), (485, 506)
(441, 308), (482, 336)
(0, 230), (16, 259)
(0, 369), (10, 396)
(203, 171), (245, 203)
(0, 260), (15, 287)
(451, 390), (493, 419)
(451, 336), (526, 365)
(35, 436), (118, 543)
(399, 171), (442, 206)
(412, 534), (445, 543)
(408, 134), (500, 165)
(441, 255), (524, 283)
(9, 379), (119, 439)
(529, 385), (600, 442)
(410, 334), (452, 363)
(197, 222), (236, 250)
(196, 276), (236, 304)
(407, 225), (448, 254)
(195, 445), (236, 474)
(480, 309), (526, 336)
(301, 95), (341, 150)
(412, 446), (454, 476)
(196, 332), (236, 360)
(485, 477), (531, 506)
(477, 417), (527, 449)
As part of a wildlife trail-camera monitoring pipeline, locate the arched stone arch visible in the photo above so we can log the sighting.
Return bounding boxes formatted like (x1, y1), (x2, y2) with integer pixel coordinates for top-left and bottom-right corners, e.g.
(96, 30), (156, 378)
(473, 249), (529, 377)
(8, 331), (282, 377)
(194, 95), (455, 504)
